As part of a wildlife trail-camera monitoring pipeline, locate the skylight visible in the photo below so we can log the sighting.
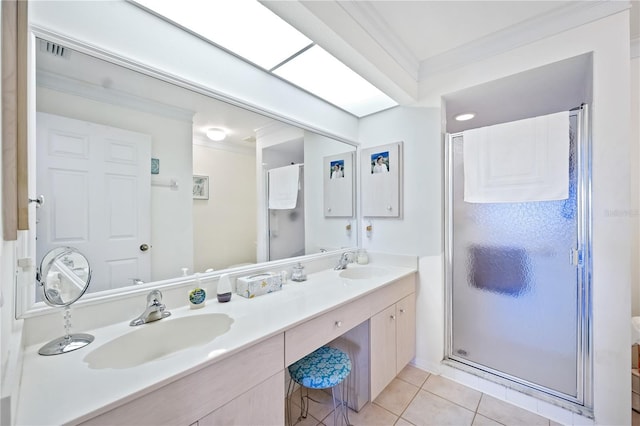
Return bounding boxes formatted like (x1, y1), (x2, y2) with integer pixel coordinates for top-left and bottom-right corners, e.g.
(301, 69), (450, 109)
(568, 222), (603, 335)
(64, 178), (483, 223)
(131, 0), (397, 117)
(273, 45), (397, 117)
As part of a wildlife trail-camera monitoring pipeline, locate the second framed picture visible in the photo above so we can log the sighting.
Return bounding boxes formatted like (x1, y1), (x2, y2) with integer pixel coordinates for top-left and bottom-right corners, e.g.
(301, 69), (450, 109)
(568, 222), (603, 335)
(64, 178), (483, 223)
(361, 142), (403, 217)
(193, 175), (209, 200)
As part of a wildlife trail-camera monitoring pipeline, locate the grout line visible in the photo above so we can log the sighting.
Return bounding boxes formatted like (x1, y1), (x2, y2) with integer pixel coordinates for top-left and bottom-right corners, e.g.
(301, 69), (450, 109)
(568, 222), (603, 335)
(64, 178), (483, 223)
(419, 387), (478, 415)
(394, 383), (422, 423)
(372, 400), (406, 423)
(395, 371), (431, 389)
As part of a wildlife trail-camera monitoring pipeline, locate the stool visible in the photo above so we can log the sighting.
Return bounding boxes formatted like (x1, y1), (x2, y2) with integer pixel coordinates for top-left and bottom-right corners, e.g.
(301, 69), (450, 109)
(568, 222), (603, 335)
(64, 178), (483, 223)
(287, 346), (352, 426)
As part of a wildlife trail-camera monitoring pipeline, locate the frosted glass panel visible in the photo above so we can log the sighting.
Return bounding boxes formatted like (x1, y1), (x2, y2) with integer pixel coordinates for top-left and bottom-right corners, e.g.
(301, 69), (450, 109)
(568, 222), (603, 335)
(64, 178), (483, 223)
(450, 116), (578, 397)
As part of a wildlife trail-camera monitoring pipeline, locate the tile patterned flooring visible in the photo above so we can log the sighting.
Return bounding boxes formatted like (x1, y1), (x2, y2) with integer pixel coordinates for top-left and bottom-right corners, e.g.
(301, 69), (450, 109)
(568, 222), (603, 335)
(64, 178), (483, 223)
(288, 365), (560, 426)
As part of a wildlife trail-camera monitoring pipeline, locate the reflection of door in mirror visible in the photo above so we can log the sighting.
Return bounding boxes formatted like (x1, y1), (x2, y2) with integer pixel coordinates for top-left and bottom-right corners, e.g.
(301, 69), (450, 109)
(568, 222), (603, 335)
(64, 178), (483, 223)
(264, 137), (305, 261)
(36, 112), (151, 293)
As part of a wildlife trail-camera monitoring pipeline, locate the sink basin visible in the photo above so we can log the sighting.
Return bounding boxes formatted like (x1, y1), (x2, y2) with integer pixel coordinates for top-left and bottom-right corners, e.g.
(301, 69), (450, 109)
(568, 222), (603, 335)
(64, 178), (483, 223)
(339, 266), (388, 280)
(83, 313), (233, 369)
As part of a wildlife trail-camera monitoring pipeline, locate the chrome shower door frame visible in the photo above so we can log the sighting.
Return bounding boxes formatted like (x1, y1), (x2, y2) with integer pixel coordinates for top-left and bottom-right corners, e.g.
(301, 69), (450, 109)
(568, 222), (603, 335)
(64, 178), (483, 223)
(443, 106), (593, 413)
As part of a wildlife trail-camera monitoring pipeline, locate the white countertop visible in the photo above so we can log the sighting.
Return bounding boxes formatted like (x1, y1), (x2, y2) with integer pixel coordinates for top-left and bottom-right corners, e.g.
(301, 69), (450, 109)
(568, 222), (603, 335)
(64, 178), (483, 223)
(15, 262), (417, 425)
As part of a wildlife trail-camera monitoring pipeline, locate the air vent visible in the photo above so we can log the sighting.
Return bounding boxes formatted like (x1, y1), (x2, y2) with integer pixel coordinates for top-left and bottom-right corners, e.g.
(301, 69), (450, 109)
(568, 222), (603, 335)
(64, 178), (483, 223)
(38, 39), (70, 59)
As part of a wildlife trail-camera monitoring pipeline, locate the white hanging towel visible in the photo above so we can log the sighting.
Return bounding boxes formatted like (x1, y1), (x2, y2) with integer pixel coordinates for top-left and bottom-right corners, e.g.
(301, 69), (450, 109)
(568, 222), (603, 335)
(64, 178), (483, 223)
(268, 165), (300, 209)
(463, 111), (569, 203)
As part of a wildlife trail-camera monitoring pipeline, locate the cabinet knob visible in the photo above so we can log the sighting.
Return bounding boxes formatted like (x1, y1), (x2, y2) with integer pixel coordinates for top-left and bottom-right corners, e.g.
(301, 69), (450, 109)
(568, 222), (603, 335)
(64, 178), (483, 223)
(390, 315), (396, 320)
(399, 309), (406, 314)
(335, 321), (342, 328)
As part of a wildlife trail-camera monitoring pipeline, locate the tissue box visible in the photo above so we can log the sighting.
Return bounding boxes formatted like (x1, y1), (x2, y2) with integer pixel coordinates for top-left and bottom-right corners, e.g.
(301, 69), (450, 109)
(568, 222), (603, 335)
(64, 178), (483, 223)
(236, 273), (282, 298)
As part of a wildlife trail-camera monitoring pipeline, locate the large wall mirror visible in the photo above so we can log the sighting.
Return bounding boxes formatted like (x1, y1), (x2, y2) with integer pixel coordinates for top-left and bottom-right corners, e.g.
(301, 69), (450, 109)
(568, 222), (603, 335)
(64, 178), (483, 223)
(25, 36), (357, 307)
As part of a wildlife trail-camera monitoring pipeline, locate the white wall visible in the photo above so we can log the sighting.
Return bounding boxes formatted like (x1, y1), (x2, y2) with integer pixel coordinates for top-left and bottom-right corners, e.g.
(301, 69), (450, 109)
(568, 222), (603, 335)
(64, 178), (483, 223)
(192, 142), (257, 271)
(36, 88), (194, 283)
(303, 131), (357, 253)
(358, 105), (443, 374)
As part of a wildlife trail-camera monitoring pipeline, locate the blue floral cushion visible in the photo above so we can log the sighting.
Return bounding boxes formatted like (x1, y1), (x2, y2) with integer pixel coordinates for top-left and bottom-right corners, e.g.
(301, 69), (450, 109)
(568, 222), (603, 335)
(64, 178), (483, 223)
(288, 346), (351, 389)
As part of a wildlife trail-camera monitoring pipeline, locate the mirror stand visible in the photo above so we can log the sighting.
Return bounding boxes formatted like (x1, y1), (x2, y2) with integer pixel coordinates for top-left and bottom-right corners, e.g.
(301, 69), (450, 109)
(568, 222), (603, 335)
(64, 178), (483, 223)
(37, 247), (95, 356)
(39, 306), (94, 355)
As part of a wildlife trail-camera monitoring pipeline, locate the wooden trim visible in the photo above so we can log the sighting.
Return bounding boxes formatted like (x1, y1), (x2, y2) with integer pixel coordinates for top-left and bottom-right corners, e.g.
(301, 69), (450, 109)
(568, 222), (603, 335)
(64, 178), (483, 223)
(2, 0), (19, 240)
(1, 0), (28, 240)
(17, 0), (28, 230)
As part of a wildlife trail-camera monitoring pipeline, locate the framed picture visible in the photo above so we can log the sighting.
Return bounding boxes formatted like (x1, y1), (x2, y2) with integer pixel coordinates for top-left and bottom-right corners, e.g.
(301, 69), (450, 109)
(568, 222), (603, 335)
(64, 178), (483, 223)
(193, 175), (209, 200)
(361, 142), (403, 217)
(323, 152), (354, 217)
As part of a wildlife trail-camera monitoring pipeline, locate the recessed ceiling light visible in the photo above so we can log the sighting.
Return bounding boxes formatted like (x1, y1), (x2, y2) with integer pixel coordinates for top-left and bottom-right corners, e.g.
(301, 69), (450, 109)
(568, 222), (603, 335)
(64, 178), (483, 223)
(206, 128), (227, 141)
(454, 113), (476, 121)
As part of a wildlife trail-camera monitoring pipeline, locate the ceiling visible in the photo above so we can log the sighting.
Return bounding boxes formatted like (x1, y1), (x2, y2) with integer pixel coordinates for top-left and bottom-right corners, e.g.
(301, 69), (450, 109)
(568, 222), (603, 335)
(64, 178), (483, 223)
(263, 0), (638, 105)
(36, 1), (639, 139)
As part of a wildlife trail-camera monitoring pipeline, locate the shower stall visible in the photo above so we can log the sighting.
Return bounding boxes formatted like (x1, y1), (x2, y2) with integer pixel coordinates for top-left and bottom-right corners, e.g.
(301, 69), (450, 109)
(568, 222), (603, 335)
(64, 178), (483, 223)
(444, 106), (592, 408)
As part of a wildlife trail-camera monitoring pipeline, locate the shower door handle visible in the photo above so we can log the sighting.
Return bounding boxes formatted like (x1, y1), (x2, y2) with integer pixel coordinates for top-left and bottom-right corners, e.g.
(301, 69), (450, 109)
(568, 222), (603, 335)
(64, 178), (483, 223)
(570, 248), (583, 266)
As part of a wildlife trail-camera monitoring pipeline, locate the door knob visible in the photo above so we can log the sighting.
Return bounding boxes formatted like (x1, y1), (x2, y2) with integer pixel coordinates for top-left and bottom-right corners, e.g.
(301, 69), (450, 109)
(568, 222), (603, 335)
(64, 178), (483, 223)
(140, 244), (150, 252)
(28, 195), (45, 207)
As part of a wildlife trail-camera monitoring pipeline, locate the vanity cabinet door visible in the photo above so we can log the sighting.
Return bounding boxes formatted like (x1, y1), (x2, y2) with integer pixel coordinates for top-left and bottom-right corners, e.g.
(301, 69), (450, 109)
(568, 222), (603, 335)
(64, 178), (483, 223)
(370, 304), (397, 400)
(199, 370), (284, 426)
(370, 292), (417, 401)
(396, 293), (416, 373)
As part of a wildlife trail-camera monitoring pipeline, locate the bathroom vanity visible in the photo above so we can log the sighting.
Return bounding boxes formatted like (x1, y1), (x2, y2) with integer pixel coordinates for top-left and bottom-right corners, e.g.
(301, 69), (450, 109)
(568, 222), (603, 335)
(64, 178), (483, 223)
(15, 259), (417, 425)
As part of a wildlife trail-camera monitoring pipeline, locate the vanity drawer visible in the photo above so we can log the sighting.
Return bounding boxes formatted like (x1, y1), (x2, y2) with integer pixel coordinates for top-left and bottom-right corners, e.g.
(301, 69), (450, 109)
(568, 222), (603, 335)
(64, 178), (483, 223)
(366, 275), (416, 316)
(285, 296), (370, 366)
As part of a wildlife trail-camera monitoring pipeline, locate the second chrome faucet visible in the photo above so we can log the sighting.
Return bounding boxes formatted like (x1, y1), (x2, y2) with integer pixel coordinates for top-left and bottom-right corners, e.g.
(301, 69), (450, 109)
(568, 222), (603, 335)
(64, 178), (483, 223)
(334, 252), (353, 270)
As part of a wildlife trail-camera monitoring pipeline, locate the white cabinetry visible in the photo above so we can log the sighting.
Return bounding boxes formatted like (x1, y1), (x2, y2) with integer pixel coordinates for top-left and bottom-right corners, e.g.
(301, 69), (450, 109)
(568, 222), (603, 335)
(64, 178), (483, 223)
(80, 334), (284, 426)
(370, 293), (416, 400)
(77, 272), (417, 425)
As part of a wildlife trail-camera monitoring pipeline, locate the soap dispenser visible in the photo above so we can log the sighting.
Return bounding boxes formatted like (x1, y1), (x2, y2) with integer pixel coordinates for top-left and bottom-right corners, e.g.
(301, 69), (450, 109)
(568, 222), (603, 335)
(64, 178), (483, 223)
(188, 273), (206, 309)
(291, 263), (307, 282)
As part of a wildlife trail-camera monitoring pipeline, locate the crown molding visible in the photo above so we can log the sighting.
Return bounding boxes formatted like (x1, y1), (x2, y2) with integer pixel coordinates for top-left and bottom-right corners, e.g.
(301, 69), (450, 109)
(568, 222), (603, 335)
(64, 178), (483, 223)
(36, 69), (195, 122)
(418, 0), (631, 80)
(337, 1), (419, 80)
(632, 37), (640, 59)
(193, 135), (255, 156)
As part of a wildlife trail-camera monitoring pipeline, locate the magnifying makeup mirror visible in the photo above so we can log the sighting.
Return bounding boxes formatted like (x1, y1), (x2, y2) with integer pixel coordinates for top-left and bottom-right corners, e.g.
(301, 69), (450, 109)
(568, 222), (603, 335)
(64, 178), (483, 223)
(36, 247), (94, 355)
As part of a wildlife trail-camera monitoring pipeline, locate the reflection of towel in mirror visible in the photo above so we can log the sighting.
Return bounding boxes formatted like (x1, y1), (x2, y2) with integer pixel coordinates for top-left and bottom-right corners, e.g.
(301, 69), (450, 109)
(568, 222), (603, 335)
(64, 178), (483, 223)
(268, 165), (299, 209)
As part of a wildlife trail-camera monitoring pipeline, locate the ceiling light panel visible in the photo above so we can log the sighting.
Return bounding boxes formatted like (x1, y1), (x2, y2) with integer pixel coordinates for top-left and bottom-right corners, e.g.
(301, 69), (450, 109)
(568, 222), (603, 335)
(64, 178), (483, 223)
(273, 45), (397, 117)
(132, 0), (312, 70)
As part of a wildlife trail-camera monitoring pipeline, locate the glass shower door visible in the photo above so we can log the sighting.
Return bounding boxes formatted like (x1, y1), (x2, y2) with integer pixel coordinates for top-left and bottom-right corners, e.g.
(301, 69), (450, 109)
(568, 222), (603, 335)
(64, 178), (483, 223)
(447, 112), (587, 402)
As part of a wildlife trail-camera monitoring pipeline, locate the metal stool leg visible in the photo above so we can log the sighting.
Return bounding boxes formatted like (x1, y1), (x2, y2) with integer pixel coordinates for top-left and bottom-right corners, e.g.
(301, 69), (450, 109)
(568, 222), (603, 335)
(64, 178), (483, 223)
(330, 380), (351, 426)
(300, 386), (309, 419)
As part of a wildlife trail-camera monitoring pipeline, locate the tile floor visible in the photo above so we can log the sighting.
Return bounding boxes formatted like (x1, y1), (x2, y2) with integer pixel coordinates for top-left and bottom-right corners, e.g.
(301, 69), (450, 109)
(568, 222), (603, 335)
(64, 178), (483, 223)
(287, 365), (560, 426)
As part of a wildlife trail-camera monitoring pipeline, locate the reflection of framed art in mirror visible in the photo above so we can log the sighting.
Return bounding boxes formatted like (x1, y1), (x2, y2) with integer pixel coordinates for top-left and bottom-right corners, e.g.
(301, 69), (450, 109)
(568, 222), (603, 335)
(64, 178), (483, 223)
(193, 175), (209, 200)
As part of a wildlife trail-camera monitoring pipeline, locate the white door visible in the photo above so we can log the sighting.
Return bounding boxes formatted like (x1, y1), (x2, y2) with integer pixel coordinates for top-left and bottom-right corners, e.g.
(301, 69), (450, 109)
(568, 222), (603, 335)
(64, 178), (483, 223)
(36, 112), (151, 293)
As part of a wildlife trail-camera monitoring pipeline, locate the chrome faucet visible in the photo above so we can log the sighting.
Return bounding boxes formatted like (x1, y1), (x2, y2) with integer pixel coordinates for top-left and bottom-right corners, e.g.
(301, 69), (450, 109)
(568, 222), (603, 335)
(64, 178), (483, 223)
(130, 289), (171, 326)
(334, 252), (353, 270)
